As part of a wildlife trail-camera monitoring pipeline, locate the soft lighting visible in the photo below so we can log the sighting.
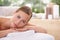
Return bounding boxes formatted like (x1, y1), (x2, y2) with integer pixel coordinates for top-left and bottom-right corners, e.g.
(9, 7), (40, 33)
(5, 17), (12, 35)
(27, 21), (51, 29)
(25, 4), (32, 8)
(42, 0), (51, 4)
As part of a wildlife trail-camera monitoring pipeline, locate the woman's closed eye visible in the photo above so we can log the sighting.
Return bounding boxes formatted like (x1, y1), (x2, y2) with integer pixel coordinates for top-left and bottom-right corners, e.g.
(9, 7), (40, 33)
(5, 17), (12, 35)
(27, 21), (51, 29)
(17, 16), (21, 19)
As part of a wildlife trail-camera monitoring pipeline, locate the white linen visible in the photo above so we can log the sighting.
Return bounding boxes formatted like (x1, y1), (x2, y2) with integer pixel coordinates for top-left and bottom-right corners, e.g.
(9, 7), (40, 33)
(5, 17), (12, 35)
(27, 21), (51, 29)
(0, 30), (55, 40)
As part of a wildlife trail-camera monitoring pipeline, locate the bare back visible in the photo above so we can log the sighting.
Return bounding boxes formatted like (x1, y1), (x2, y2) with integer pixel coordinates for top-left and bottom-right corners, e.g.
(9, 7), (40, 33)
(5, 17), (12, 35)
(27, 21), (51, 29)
(0, 17), (10, 30)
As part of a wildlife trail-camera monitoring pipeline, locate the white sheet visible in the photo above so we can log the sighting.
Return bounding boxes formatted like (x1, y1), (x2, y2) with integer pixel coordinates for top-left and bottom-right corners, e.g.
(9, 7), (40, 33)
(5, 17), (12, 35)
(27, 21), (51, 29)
(0, 30), (55, 40)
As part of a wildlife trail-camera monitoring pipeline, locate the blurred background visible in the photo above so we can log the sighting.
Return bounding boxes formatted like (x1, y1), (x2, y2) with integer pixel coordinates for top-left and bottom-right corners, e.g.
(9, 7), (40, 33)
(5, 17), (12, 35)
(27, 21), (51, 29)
(0, 0), (60, 40)
(0, 0), (60, 19)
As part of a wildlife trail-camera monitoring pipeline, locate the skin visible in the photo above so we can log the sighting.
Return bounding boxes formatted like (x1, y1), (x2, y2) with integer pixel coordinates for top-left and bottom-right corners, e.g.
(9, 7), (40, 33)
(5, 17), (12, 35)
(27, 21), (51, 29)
(0, 10), (47, 38)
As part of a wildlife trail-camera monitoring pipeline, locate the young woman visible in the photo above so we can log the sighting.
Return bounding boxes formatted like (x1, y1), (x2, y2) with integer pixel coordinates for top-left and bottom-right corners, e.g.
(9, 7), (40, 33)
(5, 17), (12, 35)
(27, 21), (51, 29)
(0, 6), (47, 38)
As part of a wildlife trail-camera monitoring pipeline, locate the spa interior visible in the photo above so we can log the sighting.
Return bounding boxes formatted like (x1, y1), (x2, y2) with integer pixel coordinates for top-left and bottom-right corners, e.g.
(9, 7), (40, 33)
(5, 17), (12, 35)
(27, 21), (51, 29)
(0, 0), (60, 40)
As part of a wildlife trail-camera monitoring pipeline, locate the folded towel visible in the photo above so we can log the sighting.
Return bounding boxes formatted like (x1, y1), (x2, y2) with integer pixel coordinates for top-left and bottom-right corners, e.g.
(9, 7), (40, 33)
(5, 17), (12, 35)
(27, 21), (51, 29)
(0, 30), (55, 40)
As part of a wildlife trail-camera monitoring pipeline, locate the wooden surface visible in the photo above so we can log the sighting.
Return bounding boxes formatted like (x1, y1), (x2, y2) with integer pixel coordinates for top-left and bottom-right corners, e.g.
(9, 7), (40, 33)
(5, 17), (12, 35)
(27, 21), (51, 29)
(29, 19), (60, 40)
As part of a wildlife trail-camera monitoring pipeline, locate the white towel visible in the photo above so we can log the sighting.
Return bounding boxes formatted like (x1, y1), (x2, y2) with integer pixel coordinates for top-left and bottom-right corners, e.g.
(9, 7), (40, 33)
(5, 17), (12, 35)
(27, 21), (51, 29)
(0, 30), (55, 40)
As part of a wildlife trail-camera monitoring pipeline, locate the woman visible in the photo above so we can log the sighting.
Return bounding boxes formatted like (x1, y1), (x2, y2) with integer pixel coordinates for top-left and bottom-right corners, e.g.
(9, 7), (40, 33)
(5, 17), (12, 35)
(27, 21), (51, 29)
(0, 6), (47, 38)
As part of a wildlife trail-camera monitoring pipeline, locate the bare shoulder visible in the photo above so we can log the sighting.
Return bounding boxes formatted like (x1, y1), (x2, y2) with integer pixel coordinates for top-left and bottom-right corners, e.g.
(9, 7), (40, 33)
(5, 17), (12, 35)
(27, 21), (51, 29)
(26, 23), (47, 33)
(0, 17), (9, 23)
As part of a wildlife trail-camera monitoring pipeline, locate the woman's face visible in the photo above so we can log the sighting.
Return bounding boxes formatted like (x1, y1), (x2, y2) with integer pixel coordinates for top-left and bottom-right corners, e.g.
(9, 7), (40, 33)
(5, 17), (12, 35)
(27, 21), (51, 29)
(10, 10), (30, 28)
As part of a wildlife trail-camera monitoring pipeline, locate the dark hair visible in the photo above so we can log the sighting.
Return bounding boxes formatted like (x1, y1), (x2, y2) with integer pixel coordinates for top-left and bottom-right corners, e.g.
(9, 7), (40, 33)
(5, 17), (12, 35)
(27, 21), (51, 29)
(16, 6), (32, 20)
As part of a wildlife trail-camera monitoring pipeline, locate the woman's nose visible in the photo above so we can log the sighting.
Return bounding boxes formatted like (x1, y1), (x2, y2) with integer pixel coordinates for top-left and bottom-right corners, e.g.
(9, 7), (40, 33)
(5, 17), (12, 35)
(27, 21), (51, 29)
(16, 19), (22, 25)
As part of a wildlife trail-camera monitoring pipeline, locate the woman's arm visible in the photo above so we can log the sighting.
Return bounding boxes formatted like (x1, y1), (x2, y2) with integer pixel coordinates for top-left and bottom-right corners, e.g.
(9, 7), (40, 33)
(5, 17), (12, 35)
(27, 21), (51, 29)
(26, 23), (47, 33)
(27, 26), (47, 33)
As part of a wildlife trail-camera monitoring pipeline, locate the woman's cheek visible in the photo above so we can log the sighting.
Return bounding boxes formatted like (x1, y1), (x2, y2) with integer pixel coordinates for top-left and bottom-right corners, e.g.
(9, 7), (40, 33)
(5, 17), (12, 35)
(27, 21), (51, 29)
(18, 23), (25, 27)
(13, 18), (17, 23)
